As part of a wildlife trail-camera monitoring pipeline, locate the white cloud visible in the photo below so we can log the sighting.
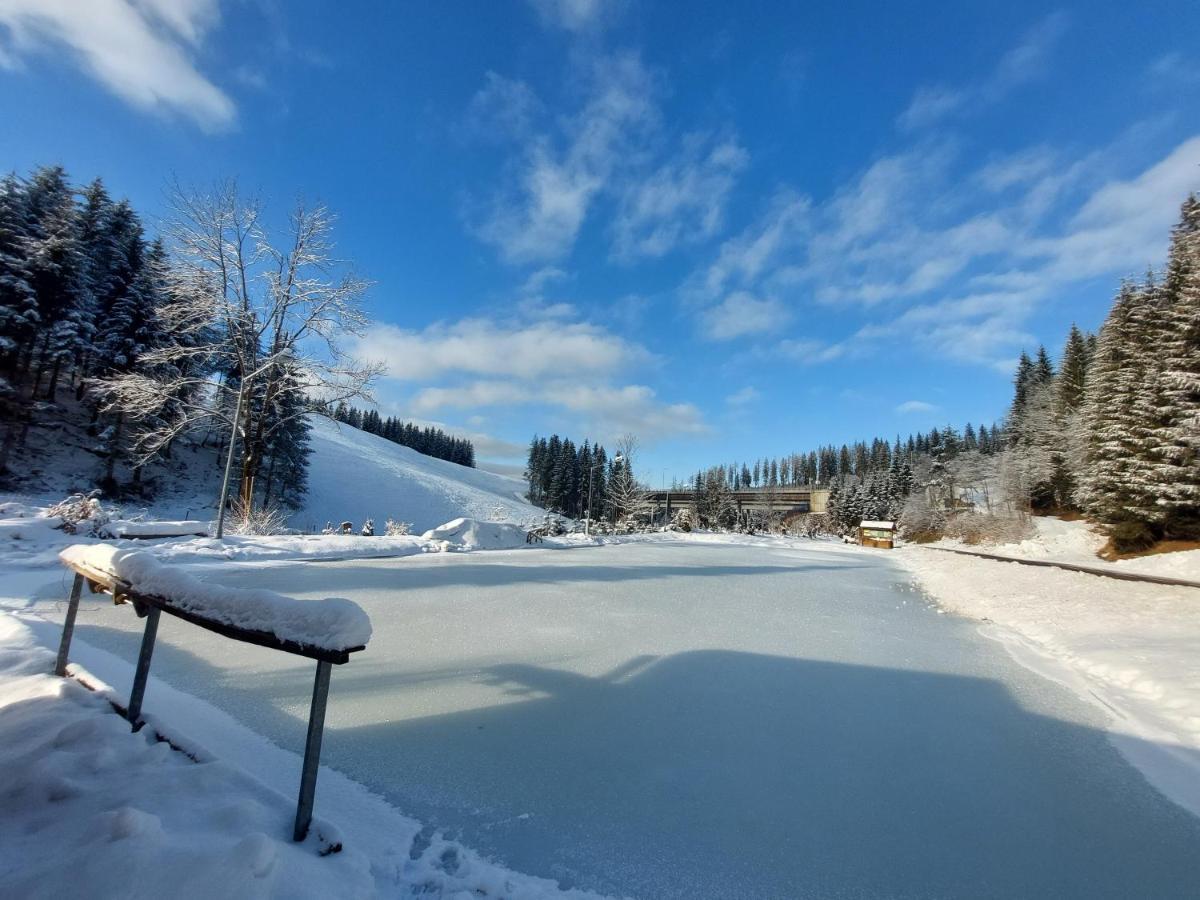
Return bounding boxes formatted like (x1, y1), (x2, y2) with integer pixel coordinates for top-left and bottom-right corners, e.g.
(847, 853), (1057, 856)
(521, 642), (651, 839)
(463, 71), (543, 143)
(526, 0), (616, 32)
(897, 86), (965, 132)
(774, 338), (847, 365)
(684, 131), (1200, 369)
(474, 52), (658, 263)
(611, 134), (748, 261)
(896, 400), (938, 414)
(0, 0), (233, 129)
(355, 318), (649, 382)
(984, 11), (1069, 98)
(1147, 52), (1200, 87)
(898, 12), (1069, 131)
(725, 386), (759, 406)
(410, 379), (706, 441)
(1032, 135), (1200, 283)
(701, 291), (789, 341)
(692, 190), (811, 301)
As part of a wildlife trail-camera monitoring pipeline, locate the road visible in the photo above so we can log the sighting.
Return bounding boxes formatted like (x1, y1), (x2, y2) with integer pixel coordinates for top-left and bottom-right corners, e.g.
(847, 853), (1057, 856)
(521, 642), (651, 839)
(63, 537), (1200, 898)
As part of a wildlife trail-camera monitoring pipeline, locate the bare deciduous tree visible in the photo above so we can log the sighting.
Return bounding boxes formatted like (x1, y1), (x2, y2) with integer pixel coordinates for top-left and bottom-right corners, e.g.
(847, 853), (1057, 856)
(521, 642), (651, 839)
(99, 181), (381, 535)
(607, 433), (650, 525)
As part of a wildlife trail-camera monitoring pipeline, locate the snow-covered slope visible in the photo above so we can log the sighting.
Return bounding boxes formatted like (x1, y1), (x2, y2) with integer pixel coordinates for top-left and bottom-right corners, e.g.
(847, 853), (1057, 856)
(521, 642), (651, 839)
(296, 417), (541, 533)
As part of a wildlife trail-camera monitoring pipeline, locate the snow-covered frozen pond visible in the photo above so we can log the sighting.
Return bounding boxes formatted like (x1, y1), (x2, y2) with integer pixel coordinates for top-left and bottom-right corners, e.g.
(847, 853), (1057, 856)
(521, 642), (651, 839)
(61, 537), (1200, 898)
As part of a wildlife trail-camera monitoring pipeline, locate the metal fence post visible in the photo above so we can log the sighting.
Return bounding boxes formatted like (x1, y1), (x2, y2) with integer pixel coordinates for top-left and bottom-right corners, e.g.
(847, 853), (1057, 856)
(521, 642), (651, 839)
(126, 606), (161, 729)
(54, 573), (84, 677)
(294, 660), (332, 841)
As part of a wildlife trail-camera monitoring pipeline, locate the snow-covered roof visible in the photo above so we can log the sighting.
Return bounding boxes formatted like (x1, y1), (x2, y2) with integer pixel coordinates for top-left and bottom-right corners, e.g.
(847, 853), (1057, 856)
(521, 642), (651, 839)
(59, 544), (371, 652)
(860, 520), (895, 530)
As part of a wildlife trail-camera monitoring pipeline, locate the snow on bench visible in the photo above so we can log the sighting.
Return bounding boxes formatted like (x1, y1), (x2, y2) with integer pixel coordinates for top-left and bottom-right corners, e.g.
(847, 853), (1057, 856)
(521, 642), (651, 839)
(99, 520), (210, 540)
(59, 544), (371, 657)
(55, 543), (372, 843)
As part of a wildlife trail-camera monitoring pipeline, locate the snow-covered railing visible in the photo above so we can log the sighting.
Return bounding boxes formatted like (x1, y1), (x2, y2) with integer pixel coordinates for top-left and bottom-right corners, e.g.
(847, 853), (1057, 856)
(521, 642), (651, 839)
(98, 520), (210, 540)
(54, 544), (371, 843)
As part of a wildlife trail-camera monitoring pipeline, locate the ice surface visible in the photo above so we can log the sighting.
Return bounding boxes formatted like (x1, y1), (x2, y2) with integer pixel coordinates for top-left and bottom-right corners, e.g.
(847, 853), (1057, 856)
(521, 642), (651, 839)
(59, 544), (372, 651)
(57, 538), (1200, 899)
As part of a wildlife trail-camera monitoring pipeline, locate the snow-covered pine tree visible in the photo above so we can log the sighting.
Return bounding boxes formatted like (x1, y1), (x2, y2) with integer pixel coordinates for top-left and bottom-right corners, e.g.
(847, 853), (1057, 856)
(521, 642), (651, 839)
(1152, 195), (1200, 533)
(24, 166), (90, 400)
(0, 174), (39, 378)
(1078, 280), (1149, 521)
(1009, 350), (1035, 434)
(257, 363), (312, 511)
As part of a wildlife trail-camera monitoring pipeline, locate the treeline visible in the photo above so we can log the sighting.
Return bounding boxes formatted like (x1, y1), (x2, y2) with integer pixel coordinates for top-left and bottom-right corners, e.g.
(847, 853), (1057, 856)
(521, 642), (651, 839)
(526, 434), (643, 523)
(0, 165), (376, 520)
(1005, 196), (1200, 545)
(331, 403), (475, 467)
(692, 421), (1004, 494)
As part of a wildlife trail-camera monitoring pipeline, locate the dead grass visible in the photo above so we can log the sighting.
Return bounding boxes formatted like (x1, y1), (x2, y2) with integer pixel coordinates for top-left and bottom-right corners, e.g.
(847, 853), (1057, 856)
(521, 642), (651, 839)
(1098, 538), (1200, 562)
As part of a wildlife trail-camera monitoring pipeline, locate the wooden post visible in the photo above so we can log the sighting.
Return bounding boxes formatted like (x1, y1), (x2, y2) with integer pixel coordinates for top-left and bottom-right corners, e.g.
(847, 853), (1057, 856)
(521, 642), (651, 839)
(294, 660), (332, 841)
(127, 606), (161, 730)
(54, 573), (84, 677)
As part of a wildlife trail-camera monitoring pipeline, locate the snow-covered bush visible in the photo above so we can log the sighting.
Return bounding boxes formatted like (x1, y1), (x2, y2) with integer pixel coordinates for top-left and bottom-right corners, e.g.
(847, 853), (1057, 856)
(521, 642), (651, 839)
(942, 512), (1031, 546)
(321, 522), (337, 535)
(47, 492), (111, 536)
(228, 501), (289, 536)
(898, 491), (946, 542)
(671, 509), (694, 532)
(384, 518), (411, 536)
(790, 513), (834, 539)
(361, 519), (375, 537)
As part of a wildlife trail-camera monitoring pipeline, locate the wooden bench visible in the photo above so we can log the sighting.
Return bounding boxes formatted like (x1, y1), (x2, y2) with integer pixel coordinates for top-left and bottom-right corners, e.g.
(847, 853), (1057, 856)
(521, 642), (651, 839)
(55, 548), (368, 843)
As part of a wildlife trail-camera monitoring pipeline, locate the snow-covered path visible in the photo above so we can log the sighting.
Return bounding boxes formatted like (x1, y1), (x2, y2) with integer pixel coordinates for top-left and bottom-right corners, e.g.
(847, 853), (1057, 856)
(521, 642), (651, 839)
(44, 539), (1200, 898)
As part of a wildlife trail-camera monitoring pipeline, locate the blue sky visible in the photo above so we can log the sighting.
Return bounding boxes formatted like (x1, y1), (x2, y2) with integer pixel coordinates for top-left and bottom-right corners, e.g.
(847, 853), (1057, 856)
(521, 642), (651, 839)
(1, 1), (1198, 481)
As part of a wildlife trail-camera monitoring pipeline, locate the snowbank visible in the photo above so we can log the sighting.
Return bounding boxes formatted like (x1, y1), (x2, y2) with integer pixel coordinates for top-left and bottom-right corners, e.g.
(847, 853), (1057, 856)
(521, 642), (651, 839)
(59, 544), (372, 652)
(1113, 548), (1200, 581)
(897, 545), (1200, 817)
(421, 517), (529, 551)
(924, 515), (1200, 582)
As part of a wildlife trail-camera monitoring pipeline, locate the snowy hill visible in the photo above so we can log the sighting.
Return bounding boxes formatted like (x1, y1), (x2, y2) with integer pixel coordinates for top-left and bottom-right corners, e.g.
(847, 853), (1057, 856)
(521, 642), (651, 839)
(295, 417), (542, 533)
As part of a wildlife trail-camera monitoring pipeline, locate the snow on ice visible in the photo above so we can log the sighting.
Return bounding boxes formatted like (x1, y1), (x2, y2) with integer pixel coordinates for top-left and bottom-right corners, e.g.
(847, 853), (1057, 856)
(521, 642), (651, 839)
(421, 517), (530, 551)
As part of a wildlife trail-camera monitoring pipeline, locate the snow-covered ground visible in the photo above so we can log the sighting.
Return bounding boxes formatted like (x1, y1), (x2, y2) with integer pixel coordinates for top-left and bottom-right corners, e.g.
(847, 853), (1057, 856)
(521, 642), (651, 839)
(298, 418), (543, 534)
(1, 413), (544, 541)
(924, 514), (1200, 581)
(9, 535), (1200, 898)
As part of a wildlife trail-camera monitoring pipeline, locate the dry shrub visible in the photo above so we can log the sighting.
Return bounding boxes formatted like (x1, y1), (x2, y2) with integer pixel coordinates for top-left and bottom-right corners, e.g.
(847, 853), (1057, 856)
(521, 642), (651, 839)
(228, 500), (289, 536)
(942, 513), (1031, 545)
(1109, 520), (1156, 554)
(47, 492), (111, 535)
(384, 518), (412, 537)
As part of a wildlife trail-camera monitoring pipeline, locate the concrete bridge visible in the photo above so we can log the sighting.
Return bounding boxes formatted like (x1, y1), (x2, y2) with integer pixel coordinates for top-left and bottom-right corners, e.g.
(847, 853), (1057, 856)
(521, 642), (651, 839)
(645, 487), (830, 519)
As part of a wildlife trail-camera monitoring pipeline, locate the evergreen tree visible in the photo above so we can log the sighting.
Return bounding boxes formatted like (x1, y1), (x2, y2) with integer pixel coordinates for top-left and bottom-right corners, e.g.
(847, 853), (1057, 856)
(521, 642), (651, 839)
(1151, 196), (1200, 531)
(0, 174), (39, 376)
(25, 166), (89, 399)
